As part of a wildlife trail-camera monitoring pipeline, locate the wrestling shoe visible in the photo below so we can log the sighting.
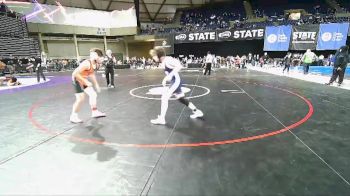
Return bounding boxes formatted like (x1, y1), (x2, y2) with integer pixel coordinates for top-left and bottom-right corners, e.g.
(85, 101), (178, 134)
(92, 110), (106, 118)
(151, 115), (166, 125)
(190, 109), (203, 119)
(70, 114), (83, 123)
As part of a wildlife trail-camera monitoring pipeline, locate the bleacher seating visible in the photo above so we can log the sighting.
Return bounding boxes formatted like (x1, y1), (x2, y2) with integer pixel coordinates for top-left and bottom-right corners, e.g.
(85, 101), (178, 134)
(0, 37), (39, 58)
(338, 0), (350, 10)
(180, 3), (245, 31)
(0, 11), (39, 58)
(0, 15), (28, 38)
(139, 0), (350, 35)
(251, 0), (327, 17)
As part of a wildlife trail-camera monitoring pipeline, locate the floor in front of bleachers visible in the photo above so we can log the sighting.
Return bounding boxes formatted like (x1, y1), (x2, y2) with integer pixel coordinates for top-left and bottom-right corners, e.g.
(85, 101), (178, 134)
(0, 69), (349, 195)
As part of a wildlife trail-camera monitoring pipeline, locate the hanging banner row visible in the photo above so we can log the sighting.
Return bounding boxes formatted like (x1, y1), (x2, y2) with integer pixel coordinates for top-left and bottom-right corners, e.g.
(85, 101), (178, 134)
(174, 28), (265, 43)
(264, 23), (349, 51)
(173, 23), (349, 51)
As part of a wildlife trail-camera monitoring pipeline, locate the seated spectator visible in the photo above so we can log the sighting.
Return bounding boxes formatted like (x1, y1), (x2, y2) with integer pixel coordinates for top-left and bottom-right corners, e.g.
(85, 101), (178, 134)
(234, 55), (241, 68)
(7, 9), (16, 18)
(0, 76), (5, 85)
(318, 55), (324, 66)
(0, 60), (5, 76)
(0, 2), (8, 14)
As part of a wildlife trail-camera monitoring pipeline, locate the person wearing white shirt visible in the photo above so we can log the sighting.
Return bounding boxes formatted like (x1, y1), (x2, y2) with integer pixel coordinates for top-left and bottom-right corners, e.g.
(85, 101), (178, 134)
(204, 51), (213, 75)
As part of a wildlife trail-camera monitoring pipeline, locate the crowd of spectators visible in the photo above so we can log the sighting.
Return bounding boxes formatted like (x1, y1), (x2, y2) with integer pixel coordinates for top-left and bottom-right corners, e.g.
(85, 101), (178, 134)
(0, 1), (24, 20)
(124, 51), (337, 71)
(0, 56), (80, 75)
(140, 1), (350, 35)
(174, 53), (334, 69)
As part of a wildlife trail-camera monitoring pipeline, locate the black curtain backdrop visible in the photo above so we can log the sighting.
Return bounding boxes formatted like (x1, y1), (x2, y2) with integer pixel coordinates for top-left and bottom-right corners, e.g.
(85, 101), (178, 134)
(174, 40), (264, 57)
(174, 38), (349, 58)
(134, 0), (140, 27)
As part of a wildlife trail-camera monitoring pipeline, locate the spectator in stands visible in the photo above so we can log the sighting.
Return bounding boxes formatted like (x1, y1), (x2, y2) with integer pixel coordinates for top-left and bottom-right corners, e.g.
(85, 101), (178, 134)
(234, 55), (241, 68)
(327, 54), (334, 66)
(262, 52), (270, 67)
(13, 56), (19, 72)
(241, 55), (247, 68)
(283, 52), (292, 74)
(0, 58), (5, 76)
(0, 75), (5, 85)
(26, 60), (34, 74)
(229, 56), (235, 68)
(0, 2), (8, 14)
(325, 45), (349, 86)
(301, 49), (317, 74)
(318, 54), (324, 66)
(253, 54), (258, 67)
(247, 53), (253, 65)
(8, 10), (16, 18)
(291, 53), (302, 67)
(6, 55), (15, 74)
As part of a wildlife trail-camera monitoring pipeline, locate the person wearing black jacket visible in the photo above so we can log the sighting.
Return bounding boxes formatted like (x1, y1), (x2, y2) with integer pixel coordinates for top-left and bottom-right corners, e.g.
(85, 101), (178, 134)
(35, 52), (46, 83)
(105, 49), (116, 88)
(13, 57), (19, 73)
(283, 52), (292, 73)
(0, 2), (8, 14)
(325, 45), (349, 86)
(262, 52), (269, 67)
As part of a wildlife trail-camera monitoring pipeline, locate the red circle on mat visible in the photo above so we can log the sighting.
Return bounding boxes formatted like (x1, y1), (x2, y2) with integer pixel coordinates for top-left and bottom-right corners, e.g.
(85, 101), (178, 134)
(28, 82), (313, 148)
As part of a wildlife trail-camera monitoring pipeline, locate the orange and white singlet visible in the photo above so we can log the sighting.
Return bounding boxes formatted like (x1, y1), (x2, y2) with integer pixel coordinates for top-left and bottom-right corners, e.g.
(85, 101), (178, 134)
(76, 60), (94, 85)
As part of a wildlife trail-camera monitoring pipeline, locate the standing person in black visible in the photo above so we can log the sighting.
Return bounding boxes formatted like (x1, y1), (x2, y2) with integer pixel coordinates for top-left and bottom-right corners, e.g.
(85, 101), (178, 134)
(13, 56), (19, 73)
(325, 46), (349, 87)
(262, 52), (269, 67)
(105, 49), (116, 88)
(247, 53), (253, 65)
(36, 52), (46, 83)
(20, 57), (28, 73)
(283, 52), (292, 74)
(7, 55), (15, 74)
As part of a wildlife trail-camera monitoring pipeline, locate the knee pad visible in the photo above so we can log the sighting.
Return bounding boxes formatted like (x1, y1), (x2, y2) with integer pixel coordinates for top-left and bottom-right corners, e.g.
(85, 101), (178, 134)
(89, 91), (97, 99)
(84, 87), (97, 98)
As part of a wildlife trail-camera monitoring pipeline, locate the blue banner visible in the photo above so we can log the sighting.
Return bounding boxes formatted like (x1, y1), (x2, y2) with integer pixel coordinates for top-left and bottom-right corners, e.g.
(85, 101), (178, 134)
(264, 25), (292, 51)
(317, 23), (349, 50)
